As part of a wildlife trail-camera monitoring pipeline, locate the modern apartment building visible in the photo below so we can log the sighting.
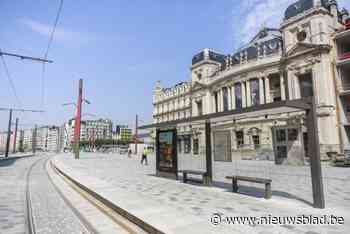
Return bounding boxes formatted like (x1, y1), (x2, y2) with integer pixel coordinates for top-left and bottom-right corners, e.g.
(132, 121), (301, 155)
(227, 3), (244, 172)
(114, 125), (132, 142)
(63, 118), (113, 147)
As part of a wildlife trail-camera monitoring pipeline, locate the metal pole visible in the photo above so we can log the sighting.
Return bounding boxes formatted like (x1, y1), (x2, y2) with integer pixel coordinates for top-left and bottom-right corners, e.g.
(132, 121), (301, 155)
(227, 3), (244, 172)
(306, 97), (325, 209)
(155, 129), (160, 175)
(12, 118), (18, 153)
(19, 130), (24, 152)
(32, 125), (37, 154)
(205, 120), (212, 185)
(0, 51), (53, 63)
(5, 109), (13, 157)
(74, 79), (83, 159)
(135, 114), (138, 155)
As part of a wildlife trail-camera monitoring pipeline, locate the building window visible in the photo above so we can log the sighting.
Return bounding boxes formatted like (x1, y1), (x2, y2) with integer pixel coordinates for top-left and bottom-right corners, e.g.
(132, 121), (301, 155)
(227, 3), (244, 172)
(276, 129), (286, 142)
(197, 100), (203, 116)
(236, 131), (244, 148)
(250, 79), (260, 106)
(288, 128), (298, 141)
(318, 23), (323, 42)
(277, 146), (287, 159)
(214, 92), (219, 112)
(223, 87), (229, 111)
(193, 139), (199, 155)
(184, 135), (191, 153)
(299, 73), (313, 98)
(234, 83), (242, 109)
(252, 135), (260, 149)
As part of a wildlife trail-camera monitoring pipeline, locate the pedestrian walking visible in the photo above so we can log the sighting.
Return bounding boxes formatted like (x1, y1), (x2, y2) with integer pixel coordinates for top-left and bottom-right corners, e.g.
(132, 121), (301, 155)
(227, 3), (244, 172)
(128, 149), (132, 158)
(141, 147), (148, 165)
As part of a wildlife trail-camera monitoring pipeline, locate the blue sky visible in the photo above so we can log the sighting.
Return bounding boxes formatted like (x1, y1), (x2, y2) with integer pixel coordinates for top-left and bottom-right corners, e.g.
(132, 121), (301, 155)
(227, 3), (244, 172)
(1, 0), (349, 130)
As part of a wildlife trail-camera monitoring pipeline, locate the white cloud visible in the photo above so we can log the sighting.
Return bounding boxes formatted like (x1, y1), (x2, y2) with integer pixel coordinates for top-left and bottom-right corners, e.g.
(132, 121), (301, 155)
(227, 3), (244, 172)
(234, 0), (350, 46)
(338, 0), (350, 10)
(19, 18), (94, 44)
(233, 0), (294, 45)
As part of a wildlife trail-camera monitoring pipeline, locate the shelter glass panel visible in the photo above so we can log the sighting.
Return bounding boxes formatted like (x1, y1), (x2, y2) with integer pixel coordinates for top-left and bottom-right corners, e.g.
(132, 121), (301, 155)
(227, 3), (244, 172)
(214, 131), (232, 162)
(158, 130), (176, 171)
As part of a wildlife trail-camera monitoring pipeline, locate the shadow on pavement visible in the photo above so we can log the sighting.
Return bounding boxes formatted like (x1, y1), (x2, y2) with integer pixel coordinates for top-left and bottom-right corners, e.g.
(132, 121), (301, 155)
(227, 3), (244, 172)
(147, 173), (313, 206)
(0, 158), (17, 167)
(213, 180), (314, 207)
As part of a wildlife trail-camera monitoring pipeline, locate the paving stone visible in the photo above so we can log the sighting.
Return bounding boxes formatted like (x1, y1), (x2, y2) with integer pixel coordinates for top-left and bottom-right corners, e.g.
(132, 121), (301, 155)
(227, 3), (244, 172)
(51, 152), (350, 234)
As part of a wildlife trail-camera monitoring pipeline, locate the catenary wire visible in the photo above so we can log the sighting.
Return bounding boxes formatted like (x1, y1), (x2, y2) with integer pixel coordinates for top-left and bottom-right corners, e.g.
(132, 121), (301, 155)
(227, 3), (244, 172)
(0, 48), (22, 108)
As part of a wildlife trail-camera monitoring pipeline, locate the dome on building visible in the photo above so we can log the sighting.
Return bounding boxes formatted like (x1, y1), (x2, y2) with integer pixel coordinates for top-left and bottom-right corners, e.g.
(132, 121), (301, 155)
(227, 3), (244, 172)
(284, 0), (331, 20)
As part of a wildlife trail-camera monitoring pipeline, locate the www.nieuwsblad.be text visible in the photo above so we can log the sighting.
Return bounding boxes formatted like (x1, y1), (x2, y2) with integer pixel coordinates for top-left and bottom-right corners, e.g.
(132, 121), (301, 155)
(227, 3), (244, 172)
(210, 213), (345, 226)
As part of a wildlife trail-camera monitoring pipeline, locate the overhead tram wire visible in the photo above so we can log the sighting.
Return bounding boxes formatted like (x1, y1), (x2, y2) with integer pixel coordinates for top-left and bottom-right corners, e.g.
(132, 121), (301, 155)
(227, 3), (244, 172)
(0, 48), (22, 108)
(40, 0), (64, 114)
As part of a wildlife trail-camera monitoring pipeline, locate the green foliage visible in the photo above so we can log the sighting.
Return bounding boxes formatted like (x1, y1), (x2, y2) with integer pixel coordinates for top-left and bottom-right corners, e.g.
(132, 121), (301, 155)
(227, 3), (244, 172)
(79, 139), (131, 148)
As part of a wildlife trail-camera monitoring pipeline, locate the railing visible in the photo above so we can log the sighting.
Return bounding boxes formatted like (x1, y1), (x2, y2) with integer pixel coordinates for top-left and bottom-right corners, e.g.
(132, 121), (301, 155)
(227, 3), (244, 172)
(339, 52), (350, 60)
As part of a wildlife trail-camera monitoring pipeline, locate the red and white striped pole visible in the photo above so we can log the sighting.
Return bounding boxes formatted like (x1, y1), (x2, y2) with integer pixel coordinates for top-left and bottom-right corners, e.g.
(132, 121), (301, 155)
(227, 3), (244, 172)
(73, 79), (83, 159)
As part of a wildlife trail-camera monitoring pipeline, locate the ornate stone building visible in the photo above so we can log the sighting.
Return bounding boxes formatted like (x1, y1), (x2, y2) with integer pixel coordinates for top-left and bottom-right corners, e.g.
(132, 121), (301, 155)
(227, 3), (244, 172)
(152, 0), (349, 164)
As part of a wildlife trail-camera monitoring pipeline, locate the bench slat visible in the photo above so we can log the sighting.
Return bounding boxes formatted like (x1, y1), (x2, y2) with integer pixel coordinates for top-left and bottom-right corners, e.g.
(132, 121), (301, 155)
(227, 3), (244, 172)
(226, 176), (271, 184)
(178, 170), (207, 175)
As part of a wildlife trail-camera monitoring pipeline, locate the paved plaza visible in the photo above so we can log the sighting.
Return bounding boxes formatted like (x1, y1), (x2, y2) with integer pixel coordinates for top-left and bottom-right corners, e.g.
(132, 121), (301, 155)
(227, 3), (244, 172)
(52, 152), (350, 234)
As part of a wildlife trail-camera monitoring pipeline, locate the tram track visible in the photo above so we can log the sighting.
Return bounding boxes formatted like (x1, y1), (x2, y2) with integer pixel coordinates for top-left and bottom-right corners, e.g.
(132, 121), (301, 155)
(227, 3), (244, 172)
(25, 156), (42, 234)
(25, 155), (90, 234)
(48, 162), (150, 234)
(44, 157), (97, 234)
(22, 154), (157, 233)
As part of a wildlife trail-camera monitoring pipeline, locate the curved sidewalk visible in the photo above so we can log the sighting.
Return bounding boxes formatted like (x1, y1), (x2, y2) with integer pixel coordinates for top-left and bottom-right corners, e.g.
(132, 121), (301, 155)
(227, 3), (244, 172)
(51, 153), (350, 234)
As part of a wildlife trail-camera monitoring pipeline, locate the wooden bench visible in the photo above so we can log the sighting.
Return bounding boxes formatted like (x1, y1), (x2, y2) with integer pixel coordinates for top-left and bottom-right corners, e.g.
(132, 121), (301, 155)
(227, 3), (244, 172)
(178, 170), (209, 185)
(225, 176), (272, 199)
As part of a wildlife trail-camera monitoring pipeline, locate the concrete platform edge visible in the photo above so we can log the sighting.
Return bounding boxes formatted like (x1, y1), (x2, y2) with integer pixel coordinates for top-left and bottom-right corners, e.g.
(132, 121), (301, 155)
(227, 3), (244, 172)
(51, 160), (166, 234)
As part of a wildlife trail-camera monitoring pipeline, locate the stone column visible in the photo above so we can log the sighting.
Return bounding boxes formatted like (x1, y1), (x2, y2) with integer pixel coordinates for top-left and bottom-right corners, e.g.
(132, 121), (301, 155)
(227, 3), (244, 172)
(265, 76), (271, 103)
(241, 82), (246, 108)
(259, 77), (265, 105)
(227, 86), (232, 110)
(231, 85), (236, 110)
(246, 80), (251, 107)
(280, 73), (286, 100)
(219, 89), (223, 112)
(231, 129), (237, 151)
(205, 91), (211, 115)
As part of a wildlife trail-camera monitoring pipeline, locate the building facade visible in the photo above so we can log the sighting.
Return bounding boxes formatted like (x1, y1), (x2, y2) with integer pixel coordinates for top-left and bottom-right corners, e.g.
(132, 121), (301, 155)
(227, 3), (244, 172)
(114, 125), (133, 142)
(0, 125), (61, 153)
(152, 0), (349, 165)
(63, 118), (113, 148)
